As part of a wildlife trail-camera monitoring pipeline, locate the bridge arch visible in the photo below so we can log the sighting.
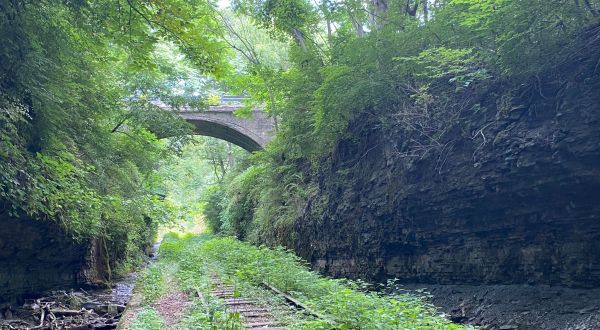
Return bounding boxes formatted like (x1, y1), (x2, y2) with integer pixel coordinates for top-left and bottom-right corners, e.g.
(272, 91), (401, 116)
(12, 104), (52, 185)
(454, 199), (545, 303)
(185, 116), (263, 152)
(177, 105), (274, 152)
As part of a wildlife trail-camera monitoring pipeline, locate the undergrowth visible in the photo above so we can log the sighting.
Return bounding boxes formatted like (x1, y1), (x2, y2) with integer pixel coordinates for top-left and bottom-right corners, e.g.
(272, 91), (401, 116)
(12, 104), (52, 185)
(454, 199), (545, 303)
(130, 307), (164, 330)
(138, 264), (167, 305)
(156, 233), (473, 330)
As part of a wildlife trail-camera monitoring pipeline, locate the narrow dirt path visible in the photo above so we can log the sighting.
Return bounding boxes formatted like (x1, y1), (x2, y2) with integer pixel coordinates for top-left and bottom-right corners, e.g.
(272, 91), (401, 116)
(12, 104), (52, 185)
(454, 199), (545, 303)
(119, 270), (189, 330)
(153, 285), (189, 328)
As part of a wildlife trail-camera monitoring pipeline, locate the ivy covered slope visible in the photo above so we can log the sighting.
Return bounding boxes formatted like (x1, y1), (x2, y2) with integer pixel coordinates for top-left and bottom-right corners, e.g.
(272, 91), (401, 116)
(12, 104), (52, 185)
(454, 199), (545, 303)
(0, 0), (225, 293)
(207, 1), (600, 284)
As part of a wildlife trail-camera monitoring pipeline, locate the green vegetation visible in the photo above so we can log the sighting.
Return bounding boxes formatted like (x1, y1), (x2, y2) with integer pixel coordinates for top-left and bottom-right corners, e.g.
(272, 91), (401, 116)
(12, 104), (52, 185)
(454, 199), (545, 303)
(0, 0), (229, 275)
(130, 233), (470, 329)
(138, 264), (167, 305)
(158, 136), (248, 224)
(205, 0), (600, 249)
(3, 0), (600, 326)
(130, 307), (165, 330)
(129, 233), (247, 330)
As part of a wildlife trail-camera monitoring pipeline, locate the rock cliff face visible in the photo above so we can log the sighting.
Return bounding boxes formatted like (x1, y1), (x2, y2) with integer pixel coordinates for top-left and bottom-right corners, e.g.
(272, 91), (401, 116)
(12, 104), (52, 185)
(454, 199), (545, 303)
(294, 75), (600, 288)
(0, 215), (108, 307)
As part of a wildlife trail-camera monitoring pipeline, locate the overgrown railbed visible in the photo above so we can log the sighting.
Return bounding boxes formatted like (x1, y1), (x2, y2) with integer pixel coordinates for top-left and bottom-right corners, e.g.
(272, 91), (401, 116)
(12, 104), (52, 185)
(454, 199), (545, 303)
(125, 233), (471, 329)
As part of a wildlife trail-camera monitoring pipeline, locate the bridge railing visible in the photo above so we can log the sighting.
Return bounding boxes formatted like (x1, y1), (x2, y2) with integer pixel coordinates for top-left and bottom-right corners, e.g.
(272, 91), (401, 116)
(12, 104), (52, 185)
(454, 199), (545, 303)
(219, 95), (246, 104)
(142, 95), (249, 112)
(135, 95), (246, 105)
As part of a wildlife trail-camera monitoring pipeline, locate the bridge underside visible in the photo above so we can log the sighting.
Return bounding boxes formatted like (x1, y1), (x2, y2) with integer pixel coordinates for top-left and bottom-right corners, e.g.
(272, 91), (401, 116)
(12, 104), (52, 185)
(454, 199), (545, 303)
(186, 119), (263, 152)
(173, 106), (274, 152)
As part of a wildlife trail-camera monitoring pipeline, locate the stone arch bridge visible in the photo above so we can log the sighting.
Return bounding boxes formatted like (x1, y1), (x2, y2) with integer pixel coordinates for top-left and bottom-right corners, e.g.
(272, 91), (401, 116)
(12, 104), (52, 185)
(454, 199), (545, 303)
(167, 102), (275, 152)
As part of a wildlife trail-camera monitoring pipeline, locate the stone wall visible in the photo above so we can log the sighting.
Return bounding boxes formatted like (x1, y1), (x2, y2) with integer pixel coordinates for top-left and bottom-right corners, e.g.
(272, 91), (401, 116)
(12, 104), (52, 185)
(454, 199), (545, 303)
(294, 75), (600, 288)
(0, 215), (102, 307)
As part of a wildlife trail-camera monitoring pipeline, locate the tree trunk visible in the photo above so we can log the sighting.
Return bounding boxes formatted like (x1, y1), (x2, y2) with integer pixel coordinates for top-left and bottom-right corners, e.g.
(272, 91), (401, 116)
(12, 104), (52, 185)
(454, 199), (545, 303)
(405, 0), (419, 17)
(227, 142), (234, 169)
(291, 28), (307, 50)
(371, 0), (388, 30)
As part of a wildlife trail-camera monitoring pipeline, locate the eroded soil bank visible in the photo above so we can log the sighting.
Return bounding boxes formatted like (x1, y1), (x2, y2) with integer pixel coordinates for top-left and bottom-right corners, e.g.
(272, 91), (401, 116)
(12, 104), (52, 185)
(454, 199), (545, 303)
(400, 283), (600, 330)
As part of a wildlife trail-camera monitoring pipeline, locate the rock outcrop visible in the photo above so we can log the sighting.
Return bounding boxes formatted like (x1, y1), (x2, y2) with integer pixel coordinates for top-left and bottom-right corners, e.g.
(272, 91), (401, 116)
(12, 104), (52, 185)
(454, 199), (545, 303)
(294, 70), (600, 288)
(0, 214), (108, 307)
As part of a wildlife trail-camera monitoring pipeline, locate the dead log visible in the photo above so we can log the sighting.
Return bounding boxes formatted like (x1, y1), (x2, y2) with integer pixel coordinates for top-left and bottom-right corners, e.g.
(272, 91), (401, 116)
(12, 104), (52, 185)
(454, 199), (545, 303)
(49, 308), (83, 316)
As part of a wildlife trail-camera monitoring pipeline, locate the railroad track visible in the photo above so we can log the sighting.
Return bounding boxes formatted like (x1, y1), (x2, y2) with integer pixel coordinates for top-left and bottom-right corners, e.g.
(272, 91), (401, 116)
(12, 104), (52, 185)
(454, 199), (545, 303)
(203, 275), (281, 329)
(202, 274), (333, 329)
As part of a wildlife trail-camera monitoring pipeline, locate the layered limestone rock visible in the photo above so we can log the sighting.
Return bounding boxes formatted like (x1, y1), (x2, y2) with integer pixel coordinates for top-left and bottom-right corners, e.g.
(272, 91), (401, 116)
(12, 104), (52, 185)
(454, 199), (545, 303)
(0, 215), (108, 307)
(294, 75), (600, 288)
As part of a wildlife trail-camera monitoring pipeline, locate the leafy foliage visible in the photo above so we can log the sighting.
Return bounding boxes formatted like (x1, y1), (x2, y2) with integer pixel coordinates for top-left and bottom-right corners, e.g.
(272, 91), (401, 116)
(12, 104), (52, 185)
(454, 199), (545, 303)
(158, 136), (249, 227)
(4, 0), (600, 314)
(139, 263), (167, 305)
(130, 307), (165, 330)
(201, 184), (227, 233)
(0, 0), (226, 274)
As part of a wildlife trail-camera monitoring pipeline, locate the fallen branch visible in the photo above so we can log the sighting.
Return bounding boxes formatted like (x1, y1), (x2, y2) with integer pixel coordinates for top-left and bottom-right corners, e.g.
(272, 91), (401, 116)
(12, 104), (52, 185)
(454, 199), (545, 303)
(38, 308), (45, 327)
(49, 308), (83, 316)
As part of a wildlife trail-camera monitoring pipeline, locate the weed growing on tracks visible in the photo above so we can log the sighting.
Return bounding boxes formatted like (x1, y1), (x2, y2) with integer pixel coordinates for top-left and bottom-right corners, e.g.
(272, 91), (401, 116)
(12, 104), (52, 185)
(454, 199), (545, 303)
(156, 233), (474, 330)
